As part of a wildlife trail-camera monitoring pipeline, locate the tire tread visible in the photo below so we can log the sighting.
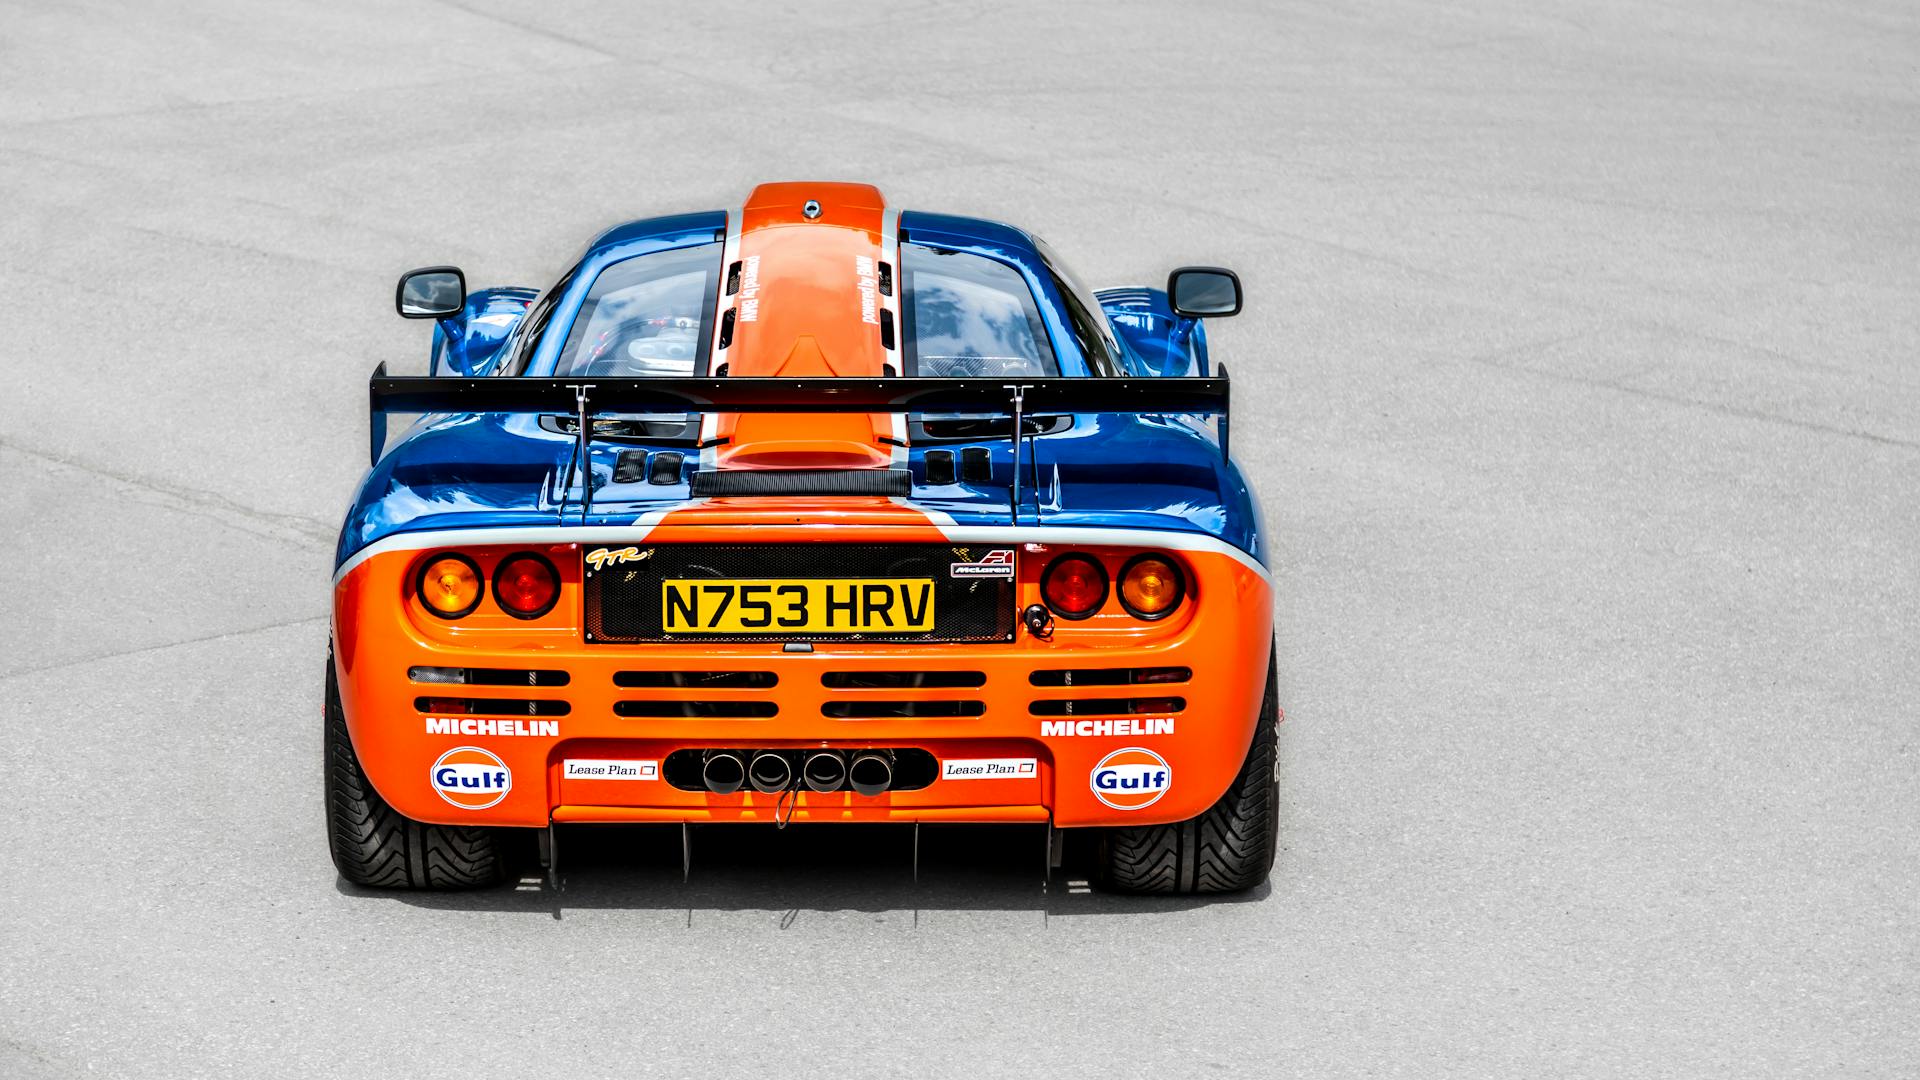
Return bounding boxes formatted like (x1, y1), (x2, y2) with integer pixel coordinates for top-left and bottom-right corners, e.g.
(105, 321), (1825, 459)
(1096, 645), (1279, 895)
(324, 655), (504, 889)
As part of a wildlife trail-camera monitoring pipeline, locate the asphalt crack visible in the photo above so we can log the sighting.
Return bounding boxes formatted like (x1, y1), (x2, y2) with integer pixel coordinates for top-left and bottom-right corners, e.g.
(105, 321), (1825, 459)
(0, 437), (337, 546)
(1461, 350), (1920, 451)
(0, 614), (327, 684)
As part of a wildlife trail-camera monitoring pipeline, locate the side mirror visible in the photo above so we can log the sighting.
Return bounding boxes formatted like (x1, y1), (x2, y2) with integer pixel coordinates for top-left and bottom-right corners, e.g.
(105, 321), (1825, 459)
(396, 266), (466, 319)
(1167, 266), (1242, 318)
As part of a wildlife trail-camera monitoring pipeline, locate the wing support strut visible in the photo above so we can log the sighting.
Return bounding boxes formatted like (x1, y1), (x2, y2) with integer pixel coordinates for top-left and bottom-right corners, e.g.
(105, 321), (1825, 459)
(1004, 383), (1032, 525)
(568, 383), (596, 523)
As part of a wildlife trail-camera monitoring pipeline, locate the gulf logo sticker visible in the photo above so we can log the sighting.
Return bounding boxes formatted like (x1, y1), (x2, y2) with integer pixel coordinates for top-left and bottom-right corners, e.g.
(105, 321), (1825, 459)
(1090, 747), (1171, 811)
(431, 746), (512, 810)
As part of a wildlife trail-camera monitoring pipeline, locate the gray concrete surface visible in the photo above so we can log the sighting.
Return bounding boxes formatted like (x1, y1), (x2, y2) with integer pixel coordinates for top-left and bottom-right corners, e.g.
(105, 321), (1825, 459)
(2, 1), (1915, 1076)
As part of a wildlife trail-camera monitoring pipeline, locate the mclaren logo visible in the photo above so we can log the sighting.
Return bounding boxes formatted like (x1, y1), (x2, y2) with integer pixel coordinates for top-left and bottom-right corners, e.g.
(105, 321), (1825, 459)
(585, 546), (652, 571)
(949, 548), (1015, 579)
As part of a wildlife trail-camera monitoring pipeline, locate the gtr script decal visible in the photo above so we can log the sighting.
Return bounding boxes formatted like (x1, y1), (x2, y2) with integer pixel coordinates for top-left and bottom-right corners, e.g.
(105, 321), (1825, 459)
(1090, 747), (1171, 811)
(585, 546), (652, 571)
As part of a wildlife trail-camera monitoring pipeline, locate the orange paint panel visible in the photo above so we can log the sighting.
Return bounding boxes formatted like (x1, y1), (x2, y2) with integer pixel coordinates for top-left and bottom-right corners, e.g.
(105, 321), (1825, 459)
(712, 182), (897, 471)
(331, 529), (1273, 831)
(552, 805), (1052, 825)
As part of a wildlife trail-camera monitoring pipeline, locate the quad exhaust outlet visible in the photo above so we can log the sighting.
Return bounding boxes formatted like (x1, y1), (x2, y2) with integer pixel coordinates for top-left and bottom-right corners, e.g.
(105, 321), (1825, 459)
(695, 749), (902, 796)
(803, 751), (847, 792)
(748, 751), (794, 794)
(701, 751), (746, 795)
(847, 751), (894, 797)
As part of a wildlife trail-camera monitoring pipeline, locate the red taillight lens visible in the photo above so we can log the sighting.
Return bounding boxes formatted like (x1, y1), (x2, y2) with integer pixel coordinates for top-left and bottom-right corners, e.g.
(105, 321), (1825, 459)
(493, 553), (560, 619)
(1041, 554), (1108, 620)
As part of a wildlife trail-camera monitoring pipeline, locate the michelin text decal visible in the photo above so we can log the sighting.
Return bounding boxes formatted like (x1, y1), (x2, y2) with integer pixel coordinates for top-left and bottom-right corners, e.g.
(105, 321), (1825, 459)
(1041, 718), (1174, 738)
(424, 718), (558, 738)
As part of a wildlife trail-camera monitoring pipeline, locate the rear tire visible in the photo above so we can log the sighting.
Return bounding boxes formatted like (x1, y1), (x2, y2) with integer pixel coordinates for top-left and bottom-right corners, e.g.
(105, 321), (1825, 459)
(1095, 644), (1279, 894)
(325, 653), (507, 889)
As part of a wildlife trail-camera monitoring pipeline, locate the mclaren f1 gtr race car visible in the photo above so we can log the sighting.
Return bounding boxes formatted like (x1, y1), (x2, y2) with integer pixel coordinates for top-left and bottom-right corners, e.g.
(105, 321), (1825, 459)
(326, 182), (1278, 894)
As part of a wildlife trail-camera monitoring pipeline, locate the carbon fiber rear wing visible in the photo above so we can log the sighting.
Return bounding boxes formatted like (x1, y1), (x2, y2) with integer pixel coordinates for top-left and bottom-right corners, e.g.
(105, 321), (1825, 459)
(367, 362), (1231, 519)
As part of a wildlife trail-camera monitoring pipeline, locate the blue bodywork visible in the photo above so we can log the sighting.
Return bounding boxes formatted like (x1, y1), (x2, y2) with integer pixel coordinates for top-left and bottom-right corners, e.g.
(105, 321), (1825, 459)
(338, 211), (1265, 571)
(430, 287), (540, 376)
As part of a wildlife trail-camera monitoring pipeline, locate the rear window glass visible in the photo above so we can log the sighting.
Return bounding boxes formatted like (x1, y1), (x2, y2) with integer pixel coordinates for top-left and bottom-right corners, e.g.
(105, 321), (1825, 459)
(1034, 236), (1123, 376)
(900, 243), (1056, 377)
(555, 243), (721, 376)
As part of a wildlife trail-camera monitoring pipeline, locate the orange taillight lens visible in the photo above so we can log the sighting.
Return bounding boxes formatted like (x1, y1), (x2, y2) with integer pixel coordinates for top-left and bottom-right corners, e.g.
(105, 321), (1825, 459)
(1118, 554), (1184, 619)
(1041, 554), (1108, 620)
(417, 554), (482, 618)
(494, 553), (560, 619)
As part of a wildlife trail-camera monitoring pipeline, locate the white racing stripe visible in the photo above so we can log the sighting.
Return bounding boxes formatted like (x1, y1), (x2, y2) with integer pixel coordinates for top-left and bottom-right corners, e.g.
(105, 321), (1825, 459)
(892, 496), (956, 527)
(879, 204), (906, 467)
(330, 514), (1267, 585)
(634, 497), (708, 527)
(942, 525), (1270, 583)
(701, 197), (748, 473)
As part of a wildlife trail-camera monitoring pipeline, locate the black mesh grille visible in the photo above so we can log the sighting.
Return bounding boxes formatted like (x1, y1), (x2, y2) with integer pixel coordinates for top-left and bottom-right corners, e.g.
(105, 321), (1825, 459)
(689, 469), (910, 497)
(584, 543), (1016, 644)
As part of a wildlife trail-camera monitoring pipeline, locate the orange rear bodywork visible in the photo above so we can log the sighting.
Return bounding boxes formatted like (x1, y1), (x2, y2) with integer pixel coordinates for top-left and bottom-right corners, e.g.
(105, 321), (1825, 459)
(331, 507), (1273, 830)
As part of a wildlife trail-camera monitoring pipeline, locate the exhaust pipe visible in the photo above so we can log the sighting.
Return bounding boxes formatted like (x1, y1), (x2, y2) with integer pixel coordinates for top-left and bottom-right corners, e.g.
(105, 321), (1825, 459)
(802, 751), (847, 793)
(847, 751), (894, 797)
(702, 751), (746, 795)
(749, 751), (794, 794)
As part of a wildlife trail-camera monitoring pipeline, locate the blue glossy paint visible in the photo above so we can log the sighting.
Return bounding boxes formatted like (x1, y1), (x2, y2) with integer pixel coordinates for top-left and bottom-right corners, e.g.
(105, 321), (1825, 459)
(431, 287), (539, 376)
(338, 208), (1265, 572)
(1097, 287), (1210, 378)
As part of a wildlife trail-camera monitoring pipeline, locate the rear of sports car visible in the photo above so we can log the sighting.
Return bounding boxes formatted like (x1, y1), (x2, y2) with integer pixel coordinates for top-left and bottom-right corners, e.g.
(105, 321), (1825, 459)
(328, 183), (1278, 894)
(329, 512), (1275, 890)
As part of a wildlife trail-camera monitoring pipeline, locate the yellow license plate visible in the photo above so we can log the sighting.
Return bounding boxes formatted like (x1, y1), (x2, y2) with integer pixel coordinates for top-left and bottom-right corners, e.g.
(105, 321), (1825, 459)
(661, 578), (936, 634)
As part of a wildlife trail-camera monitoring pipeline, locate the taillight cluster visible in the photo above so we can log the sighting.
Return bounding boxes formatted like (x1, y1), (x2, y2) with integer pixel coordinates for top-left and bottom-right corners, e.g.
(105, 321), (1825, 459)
(416, 551), (559, 620)
(494, 554), (562, 618)
(1039, 552), (1186, 622)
